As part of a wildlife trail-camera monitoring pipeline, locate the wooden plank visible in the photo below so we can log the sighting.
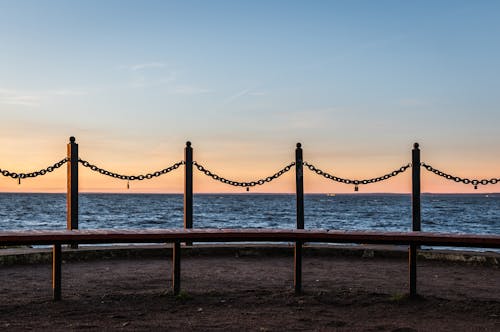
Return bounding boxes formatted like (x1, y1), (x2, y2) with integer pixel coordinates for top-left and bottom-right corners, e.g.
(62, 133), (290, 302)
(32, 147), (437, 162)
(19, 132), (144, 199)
(294, 241), (302, 294)
(409, 244), (417, 298)
(0, 229), (499, 248)
(172, 242), (181, 295)
(52, 244), (62, 301)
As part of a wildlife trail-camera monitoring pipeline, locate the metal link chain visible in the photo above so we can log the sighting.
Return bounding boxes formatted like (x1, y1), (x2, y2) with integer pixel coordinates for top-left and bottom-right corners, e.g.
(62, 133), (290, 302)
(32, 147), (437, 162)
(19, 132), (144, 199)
(193, 161), (295, 188)
(421, 162), (499, 189)
(78, 159), (184, 182)
(303, 161), (412, 191)
(0, 158), (68, 184)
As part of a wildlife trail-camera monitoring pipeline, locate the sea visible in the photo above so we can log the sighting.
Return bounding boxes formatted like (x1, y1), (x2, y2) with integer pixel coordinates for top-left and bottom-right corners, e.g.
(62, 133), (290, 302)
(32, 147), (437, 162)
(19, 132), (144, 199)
(0, 193), (498, 251)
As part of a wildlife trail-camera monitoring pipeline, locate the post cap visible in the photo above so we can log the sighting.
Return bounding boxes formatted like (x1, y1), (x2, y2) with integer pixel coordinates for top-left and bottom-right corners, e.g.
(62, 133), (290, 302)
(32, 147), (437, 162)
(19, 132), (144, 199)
(296, 143), (302, 148)
(413, 142), (419, 149)
(186, 141), (191, 147)
(69, 136), (76, 143)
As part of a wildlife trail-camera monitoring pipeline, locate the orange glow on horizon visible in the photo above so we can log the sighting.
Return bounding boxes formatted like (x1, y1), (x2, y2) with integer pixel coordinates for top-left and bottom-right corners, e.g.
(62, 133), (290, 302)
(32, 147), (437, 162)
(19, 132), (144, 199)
(0, 161), (498, 194)
(0, 139), (498, 194)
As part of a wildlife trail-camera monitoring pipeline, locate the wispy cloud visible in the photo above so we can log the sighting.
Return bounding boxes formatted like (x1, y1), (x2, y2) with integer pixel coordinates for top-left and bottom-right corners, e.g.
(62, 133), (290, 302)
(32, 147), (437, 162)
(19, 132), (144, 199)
(222, 88), (266, 105)
(169, 85), (211, 95)
(48, 89), (88, 96)
(0, 88), (41, 107)
(129, 62), (166, 71)
(119, 62), (210, 95)
(0, 88), (87, 107)
(129, 72), (177, 88)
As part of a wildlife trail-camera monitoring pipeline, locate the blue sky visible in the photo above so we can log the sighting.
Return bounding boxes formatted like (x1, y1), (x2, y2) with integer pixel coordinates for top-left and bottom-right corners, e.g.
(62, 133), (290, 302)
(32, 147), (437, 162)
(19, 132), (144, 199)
(0, 1), (499, 193)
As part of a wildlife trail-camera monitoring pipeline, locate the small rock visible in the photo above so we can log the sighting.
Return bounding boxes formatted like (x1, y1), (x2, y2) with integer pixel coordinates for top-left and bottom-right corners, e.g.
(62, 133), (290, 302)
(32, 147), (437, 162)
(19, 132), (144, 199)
(197, 307), (203, 312)
(122, 322), (130, 327)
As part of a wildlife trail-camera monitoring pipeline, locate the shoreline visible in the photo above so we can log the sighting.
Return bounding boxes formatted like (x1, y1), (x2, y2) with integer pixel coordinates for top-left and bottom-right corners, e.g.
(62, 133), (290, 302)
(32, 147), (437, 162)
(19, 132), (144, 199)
(1, 243), (499, 266)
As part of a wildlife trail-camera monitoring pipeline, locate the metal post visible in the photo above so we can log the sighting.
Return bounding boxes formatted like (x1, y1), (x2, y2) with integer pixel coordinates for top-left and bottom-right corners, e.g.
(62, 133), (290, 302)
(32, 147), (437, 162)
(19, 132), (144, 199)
(412, 143), (421, 232)
(172, 242), (181, 295)
(67, 136), (78, 249)
(294, 143), (304, 293)
(409, 142), (421, 297)
(52, 244), (62, 301)
(184, 142), (193, 246)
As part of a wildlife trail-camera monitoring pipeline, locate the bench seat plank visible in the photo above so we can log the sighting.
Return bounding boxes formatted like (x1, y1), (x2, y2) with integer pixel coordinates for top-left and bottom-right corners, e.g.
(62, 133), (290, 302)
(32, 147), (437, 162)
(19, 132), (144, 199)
(0, 229), (498, 248)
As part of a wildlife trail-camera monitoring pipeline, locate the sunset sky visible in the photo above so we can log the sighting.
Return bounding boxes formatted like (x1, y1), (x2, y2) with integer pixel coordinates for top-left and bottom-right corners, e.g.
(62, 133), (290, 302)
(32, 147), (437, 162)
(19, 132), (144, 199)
(0, 0), (499, 193)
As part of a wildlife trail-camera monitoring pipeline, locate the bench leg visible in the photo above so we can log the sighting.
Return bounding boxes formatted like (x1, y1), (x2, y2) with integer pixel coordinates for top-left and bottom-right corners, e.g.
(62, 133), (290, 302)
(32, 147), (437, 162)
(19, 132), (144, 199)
(52, 244), (62, 301)
(294, 241), (302, 294)
(172, 242), (181, 295)
(409, 244), (417, 298)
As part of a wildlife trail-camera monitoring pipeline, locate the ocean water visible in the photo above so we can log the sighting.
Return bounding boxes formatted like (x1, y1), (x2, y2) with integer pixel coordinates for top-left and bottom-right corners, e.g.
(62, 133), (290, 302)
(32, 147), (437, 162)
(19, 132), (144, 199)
(0, 193), (498, 236)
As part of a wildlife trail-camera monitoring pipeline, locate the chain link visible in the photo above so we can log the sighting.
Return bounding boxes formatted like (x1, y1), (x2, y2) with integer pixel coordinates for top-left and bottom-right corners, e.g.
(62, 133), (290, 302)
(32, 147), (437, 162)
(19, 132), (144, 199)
(193, 161), (295, 188)
(4, 156), (497, 191)
(421, 162), (499, 189)
(78, 159), (184, 181)
(303, 162), (411, 191)
(0, 158), (68, 183)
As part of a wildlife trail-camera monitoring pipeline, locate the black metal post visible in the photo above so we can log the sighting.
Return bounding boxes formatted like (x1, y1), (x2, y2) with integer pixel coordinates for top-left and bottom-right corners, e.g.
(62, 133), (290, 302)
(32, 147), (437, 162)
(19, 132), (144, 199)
(172, 241), (181, 295)
(67, 136), (78, 249)
(412, 143), (421, 232)
(184, 141), (193, 246)
(52, 244), (62, 301)
(409, 142), (421, 297)
(294, 143), (304, 294)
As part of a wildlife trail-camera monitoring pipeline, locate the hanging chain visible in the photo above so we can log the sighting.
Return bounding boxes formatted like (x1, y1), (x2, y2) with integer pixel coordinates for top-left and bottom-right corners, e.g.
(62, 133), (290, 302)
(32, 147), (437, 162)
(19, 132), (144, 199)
(303, 162), (412, 191)
(420, 162), (499, 189)
(3, 156), (498, 191)
(193, 161), (295, 188)
(78, 159), (184, 181)
(0, 158), (68, 184)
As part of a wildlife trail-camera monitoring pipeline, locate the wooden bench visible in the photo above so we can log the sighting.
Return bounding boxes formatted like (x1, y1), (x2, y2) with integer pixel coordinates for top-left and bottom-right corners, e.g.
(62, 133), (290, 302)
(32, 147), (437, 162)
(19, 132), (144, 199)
(1, 229), (499, 301)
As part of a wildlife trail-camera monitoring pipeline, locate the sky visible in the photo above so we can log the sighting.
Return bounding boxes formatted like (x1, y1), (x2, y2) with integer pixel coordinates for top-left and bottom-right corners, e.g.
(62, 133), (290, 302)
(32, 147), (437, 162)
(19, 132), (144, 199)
(0, 0), (499, 193)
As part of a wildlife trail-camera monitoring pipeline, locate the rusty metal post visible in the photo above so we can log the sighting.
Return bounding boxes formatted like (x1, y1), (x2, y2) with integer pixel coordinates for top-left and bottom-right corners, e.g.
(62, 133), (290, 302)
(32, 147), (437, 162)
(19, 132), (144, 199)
(67, 136), (78, 249)
(409, 142), (421, 297)
(52, 244), (62, 301)
(172, 241), (181, 295)
(184, 141), (193, 246)
(294, 143), (304, 293)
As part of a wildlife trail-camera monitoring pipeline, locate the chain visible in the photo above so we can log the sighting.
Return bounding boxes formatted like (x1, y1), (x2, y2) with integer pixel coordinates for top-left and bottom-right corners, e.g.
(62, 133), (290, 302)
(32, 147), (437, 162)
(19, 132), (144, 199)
(303, 162), (412, 191)
(0, 158), (68, 184)
(4, 156), (497, 191)
(421, 163), (499, 189)
(193, 161), (295, 189)
(78, 159), (184, 185)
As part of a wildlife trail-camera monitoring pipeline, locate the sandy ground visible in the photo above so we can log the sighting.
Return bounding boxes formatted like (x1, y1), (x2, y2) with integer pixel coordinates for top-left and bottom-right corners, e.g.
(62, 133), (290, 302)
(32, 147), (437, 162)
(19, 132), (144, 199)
(0, 252), (499, 331)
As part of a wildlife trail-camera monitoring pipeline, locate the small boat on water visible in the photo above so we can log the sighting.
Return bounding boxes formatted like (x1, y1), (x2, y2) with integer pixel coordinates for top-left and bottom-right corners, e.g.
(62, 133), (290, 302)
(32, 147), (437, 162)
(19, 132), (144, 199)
(326, 193), (336, 197)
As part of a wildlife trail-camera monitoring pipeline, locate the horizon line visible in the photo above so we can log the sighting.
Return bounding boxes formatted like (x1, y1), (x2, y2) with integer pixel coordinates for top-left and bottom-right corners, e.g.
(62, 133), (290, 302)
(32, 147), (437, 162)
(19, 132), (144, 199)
(0, 191), (498, 195)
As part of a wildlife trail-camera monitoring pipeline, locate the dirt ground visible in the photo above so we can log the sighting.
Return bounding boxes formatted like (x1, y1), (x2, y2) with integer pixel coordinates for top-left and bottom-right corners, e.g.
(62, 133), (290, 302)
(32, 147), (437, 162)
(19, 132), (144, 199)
(0, 252), (499, 331)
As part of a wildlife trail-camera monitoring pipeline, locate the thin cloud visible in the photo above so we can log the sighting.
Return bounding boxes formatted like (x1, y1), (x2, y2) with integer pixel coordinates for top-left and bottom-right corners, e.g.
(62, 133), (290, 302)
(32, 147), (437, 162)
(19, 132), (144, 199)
(49, 89), (88, 96)
(223, 88), (266, 105)
(130, 62), (166, 71)
(169, 85), (211, 95)
(0, 88), (87, 107)
(0, 88), (41, 107)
